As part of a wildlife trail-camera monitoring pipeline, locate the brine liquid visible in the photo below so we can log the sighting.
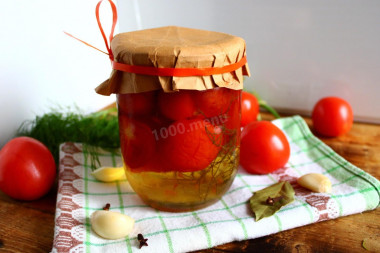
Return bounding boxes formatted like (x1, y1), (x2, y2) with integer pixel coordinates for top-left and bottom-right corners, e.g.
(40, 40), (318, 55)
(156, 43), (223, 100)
(124, 148), (239, 212)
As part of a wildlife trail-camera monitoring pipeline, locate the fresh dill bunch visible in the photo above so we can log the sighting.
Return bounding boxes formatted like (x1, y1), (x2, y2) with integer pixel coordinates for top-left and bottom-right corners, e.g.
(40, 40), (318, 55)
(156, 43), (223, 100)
(16, 106), (120, 169)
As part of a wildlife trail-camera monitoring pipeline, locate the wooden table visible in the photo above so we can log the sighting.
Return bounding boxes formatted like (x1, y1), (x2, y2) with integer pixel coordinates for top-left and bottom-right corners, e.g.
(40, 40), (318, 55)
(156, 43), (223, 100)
(0, 113), (379, 253)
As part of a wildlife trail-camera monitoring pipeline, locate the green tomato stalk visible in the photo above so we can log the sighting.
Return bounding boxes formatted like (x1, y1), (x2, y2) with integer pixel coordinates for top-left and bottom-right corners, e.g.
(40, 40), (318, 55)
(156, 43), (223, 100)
(244, 90), (281, 119)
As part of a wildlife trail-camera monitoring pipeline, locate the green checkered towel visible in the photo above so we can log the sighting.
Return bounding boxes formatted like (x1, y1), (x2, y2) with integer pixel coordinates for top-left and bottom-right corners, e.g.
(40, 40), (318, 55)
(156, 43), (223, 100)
(52, 116), (380, 253)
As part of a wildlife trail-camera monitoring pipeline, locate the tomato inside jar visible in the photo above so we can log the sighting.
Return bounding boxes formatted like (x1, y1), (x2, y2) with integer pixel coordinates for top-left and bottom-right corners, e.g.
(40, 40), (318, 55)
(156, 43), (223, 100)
(117, 88), (241, 211)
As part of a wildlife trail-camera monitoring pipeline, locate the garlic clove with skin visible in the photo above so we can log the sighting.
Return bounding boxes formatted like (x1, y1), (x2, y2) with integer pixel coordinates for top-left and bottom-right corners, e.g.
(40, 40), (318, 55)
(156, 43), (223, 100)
(91, 166), (126, 182)
(91, 210), (134, 240)
(297, 173), (332, 193)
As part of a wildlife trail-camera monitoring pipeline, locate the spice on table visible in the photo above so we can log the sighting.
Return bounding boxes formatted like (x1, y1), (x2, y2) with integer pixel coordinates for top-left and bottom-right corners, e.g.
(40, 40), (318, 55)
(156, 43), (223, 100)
(137, 234), (148, 249)
(266, 196), (284, 206)
(249, 181), (295, 221)
(103, 203), (111, 211)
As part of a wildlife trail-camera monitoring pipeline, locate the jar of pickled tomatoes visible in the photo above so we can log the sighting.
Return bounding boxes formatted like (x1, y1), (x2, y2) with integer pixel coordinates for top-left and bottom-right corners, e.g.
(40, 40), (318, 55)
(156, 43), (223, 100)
(96, 26), (249, 212)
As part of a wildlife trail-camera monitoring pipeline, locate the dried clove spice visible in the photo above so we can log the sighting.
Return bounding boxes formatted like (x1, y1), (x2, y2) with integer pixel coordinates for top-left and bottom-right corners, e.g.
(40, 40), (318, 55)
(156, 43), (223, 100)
(266, 196), (284, 206)
(137, 233), (148, 248)
(103, 203), (111, 211)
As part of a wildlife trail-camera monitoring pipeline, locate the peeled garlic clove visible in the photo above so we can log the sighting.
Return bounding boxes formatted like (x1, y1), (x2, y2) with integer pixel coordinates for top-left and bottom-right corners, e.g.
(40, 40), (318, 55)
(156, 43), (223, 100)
(91, 210), (134, 240)
(91, 166), (126, 182)
(297, 173), (332, 193)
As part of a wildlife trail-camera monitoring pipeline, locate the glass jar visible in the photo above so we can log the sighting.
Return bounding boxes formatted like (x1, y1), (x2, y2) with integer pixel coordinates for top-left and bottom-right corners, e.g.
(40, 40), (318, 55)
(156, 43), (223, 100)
(117, 87), (241, 211)
(96, 26), (249, 211)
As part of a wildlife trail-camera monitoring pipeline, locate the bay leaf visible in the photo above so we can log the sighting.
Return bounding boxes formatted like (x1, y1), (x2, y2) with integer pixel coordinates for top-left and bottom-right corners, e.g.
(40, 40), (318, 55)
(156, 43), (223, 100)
(249, 181), (295, 221)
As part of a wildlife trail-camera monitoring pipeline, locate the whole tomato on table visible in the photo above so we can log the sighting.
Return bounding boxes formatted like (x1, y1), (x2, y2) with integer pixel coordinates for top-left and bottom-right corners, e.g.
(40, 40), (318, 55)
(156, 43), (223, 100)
(0, 137), (56, 200)
(240, 121), (290, 174)
(312, 97), (353, 137)
(241, 91), (259, 127)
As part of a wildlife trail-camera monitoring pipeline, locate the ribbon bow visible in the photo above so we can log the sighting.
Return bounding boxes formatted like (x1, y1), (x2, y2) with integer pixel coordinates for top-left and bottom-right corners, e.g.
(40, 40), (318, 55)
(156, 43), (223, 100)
(66, 0), (248, 77)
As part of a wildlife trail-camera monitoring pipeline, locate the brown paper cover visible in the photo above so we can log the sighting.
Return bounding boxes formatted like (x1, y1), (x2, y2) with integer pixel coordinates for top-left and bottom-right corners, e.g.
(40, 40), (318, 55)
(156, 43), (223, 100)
(96, 26), (250, 95)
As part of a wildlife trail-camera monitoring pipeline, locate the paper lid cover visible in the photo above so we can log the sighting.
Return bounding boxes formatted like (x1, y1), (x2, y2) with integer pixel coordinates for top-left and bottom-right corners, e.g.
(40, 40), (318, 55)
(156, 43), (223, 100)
(96, 26), (250, 95)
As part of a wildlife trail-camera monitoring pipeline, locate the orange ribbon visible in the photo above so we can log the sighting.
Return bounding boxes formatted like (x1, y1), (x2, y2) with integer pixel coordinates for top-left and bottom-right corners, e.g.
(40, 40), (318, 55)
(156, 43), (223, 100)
(95, 0), (117, 61)
(112, 56), (247, 77)
(68, 0), (248, 77)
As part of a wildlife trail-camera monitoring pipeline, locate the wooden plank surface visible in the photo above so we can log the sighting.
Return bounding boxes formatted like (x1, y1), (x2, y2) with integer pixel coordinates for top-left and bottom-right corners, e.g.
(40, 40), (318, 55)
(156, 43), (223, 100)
(0, 112), (379, 253)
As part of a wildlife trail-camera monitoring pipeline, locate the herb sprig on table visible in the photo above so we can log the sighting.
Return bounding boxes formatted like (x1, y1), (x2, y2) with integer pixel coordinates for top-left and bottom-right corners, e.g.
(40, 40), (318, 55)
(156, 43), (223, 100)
(16, 107), (120, 169)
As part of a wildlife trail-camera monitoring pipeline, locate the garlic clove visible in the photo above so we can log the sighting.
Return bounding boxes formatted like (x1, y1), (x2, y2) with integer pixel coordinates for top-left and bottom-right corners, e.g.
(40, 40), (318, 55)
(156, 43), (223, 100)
(91, 210), (134, 240)
(91, 166), (126, 182)
(297, 173), (332, 193)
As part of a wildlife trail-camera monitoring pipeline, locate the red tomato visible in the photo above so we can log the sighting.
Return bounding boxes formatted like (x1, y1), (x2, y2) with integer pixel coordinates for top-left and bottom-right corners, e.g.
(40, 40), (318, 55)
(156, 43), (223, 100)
(225, 94), (241, 130)
(139, 114), (172, 133)
(241, 91), (259, 127)
(195, 88), (239, 118)
(127, 153), (170, 173)
(312, 97), (353, 137)
(159, 119), (221, 172)
(117, 91), (156, 116)
(119, 116), (156, 168)
(221, 95), (242, 146)
(240, 121), (290, 174)
(158, 90), (197, 120)
(0, 137), (56, 200)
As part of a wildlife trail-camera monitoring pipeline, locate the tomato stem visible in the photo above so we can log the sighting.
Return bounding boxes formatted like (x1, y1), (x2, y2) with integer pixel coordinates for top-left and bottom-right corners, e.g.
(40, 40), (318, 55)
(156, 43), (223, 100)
(258, 101), (281, 119)
(244, 90), (281, 119)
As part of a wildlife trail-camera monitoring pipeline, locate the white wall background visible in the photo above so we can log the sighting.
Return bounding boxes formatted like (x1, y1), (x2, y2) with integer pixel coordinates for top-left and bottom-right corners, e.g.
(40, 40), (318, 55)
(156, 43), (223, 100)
(0, 0), (116, 147)
(1, 0), (379, 147)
